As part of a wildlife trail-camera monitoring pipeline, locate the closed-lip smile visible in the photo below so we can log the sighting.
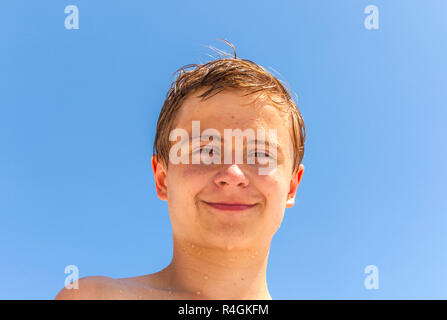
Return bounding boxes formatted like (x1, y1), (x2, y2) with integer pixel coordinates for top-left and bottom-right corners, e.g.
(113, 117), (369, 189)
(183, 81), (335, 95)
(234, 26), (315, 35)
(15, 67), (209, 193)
(202, 201), (257, 211)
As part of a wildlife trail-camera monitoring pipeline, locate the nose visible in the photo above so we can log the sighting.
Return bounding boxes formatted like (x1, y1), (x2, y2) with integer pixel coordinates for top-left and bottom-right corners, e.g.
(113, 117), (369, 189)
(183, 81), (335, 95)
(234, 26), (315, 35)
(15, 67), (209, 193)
(213, 164), (249, 188)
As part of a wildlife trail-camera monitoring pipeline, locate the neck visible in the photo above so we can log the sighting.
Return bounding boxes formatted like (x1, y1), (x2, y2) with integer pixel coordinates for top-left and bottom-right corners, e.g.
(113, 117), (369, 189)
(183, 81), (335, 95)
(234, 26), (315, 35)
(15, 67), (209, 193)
(161, 235), (272, 300)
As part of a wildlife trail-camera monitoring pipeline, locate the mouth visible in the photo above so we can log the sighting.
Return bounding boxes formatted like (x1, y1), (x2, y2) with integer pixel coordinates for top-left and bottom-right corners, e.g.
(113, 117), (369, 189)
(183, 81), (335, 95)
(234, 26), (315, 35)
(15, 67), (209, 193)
(202, 201), (257, 212)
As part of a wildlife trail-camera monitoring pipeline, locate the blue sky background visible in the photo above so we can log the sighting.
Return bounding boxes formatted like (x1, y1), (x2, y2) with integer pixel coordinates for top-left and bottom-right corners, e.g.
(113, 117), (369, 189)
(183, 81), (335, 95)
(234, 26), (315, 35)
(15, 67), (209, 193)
(1, 0), (446, 299)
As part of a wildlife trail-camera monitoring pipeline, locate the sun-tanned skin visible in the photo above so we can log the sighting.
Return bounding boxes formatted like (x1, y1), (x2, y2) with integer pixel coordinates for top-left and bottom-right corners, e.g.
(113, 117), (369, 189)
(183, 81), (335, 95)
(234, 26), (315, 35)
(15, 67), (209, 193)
(55, 88), (304, 300)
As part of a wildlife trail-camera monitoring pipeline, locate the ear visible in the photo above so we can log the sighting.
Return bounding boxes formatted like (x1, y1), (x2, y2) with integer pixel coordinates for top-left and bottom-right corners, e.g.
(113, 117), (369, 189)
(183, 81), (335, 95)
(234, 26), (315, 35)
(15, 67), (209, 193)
(151, 155), (168, 201)
(285, 164), (304, 208)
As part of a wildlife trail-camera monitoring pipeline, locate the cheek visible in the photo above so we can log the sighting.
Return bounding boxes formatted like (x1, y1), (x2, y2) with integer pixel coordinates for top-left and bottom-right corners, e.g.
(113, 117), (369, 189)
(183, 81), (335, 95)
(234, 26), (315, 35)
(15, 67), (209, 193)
(257, 174), (289, 222)
(165, 166), (205, 235)
(167, 164), (209, 205)
(258, 170), (289, 202)
(180, 165), (213, 195)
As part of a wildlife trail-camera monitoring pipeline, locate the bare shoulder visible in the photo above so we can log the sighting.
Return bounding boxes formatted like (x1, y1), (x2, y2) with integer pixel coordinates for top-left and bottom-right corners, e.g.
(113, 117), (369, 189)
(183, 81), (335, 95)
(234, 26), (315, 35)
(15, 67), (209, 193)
(54, 276), (122, 300)
(54, 273), (173, 300)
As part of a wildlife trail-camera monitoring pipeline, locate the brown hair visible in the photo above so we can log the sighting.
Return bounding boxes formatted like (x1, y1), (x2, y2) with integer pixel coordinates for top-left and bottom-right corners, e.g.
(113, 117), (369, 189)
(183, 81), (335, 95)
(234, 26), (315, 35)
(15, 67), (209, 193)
(153, 39), (305, 175)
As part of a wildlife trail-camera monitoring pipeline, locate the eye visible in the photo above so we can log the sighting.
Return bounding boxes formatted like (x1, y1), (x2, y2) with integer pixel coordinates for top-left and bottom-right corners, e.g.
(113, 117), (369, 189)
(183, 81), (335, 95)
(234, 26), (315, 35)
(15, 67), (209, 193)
(253, 152), (270, 158)
(203, 147), (214, 155)
(193, 146), (219, 156)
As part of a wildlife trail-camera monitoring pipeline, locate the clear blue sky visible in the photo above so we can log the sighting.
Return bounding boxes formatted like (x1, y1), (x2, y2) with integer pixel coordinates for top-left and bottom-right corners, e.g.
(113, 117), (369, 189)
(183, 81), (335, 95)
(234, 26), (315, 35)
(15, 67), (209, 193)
(1, 0), (446, 299)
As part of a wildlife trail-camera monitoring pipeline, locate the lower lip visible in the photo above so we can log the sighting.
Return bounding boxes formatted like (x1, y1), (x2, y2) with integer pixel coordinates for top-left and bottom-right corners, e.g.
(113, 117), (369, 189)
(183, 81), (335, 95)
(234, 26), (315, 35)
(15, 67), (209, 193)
(203, 202), (257, 211)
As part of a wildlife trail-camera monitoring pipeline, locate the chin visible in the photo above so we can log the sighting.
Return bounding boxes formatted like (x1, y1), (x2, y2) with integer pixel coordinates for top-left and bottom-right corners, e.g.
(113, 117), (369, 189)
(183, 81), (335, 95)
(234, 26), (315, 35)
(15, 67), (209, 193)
(200, 228), (260, 251)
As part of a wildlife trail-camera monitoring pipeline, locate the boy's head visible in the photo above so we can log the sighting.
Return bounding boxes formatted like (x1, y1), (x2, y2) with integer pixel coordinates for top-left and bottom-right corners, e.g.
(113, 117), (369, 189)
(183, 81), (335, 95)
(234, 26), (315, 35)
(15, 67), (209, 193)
(151, 41), (305, 250)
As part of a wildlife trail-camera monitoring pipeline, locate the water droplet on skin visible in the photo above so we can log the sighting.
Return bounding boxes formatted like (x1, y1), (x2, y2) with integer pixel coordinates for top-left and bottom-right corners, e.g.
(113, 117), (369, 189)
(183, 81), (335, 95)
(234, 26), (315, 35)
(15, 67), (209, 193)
(204, 275), (209, 280)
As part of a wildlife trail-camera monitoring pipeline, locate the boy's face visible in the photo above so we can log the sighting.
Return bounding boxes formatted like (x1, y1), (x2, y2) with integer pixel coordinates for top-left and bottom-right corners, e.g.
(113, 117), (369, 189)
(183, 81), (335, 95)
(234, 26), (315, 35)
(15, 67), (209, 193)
(152, 88), (304, 250)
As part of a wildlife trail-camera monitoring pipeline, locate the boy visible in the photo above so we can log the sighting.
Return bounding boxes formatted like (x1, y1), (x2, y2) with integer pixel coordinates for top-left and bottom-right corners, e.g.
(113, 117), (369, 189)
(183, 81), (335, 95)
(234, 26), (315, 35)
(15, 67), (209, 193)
(55, 40), (305, 300)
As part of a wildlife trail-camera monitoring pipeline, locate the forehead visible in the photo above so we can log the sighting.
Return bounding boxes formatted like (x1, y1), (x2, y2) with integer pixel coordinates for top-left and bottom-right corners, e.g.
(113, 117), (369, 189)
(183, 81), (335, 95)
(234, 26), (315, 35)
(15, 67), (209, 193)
(173, 88), (293, 157)
(176, 88), (288, 129)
